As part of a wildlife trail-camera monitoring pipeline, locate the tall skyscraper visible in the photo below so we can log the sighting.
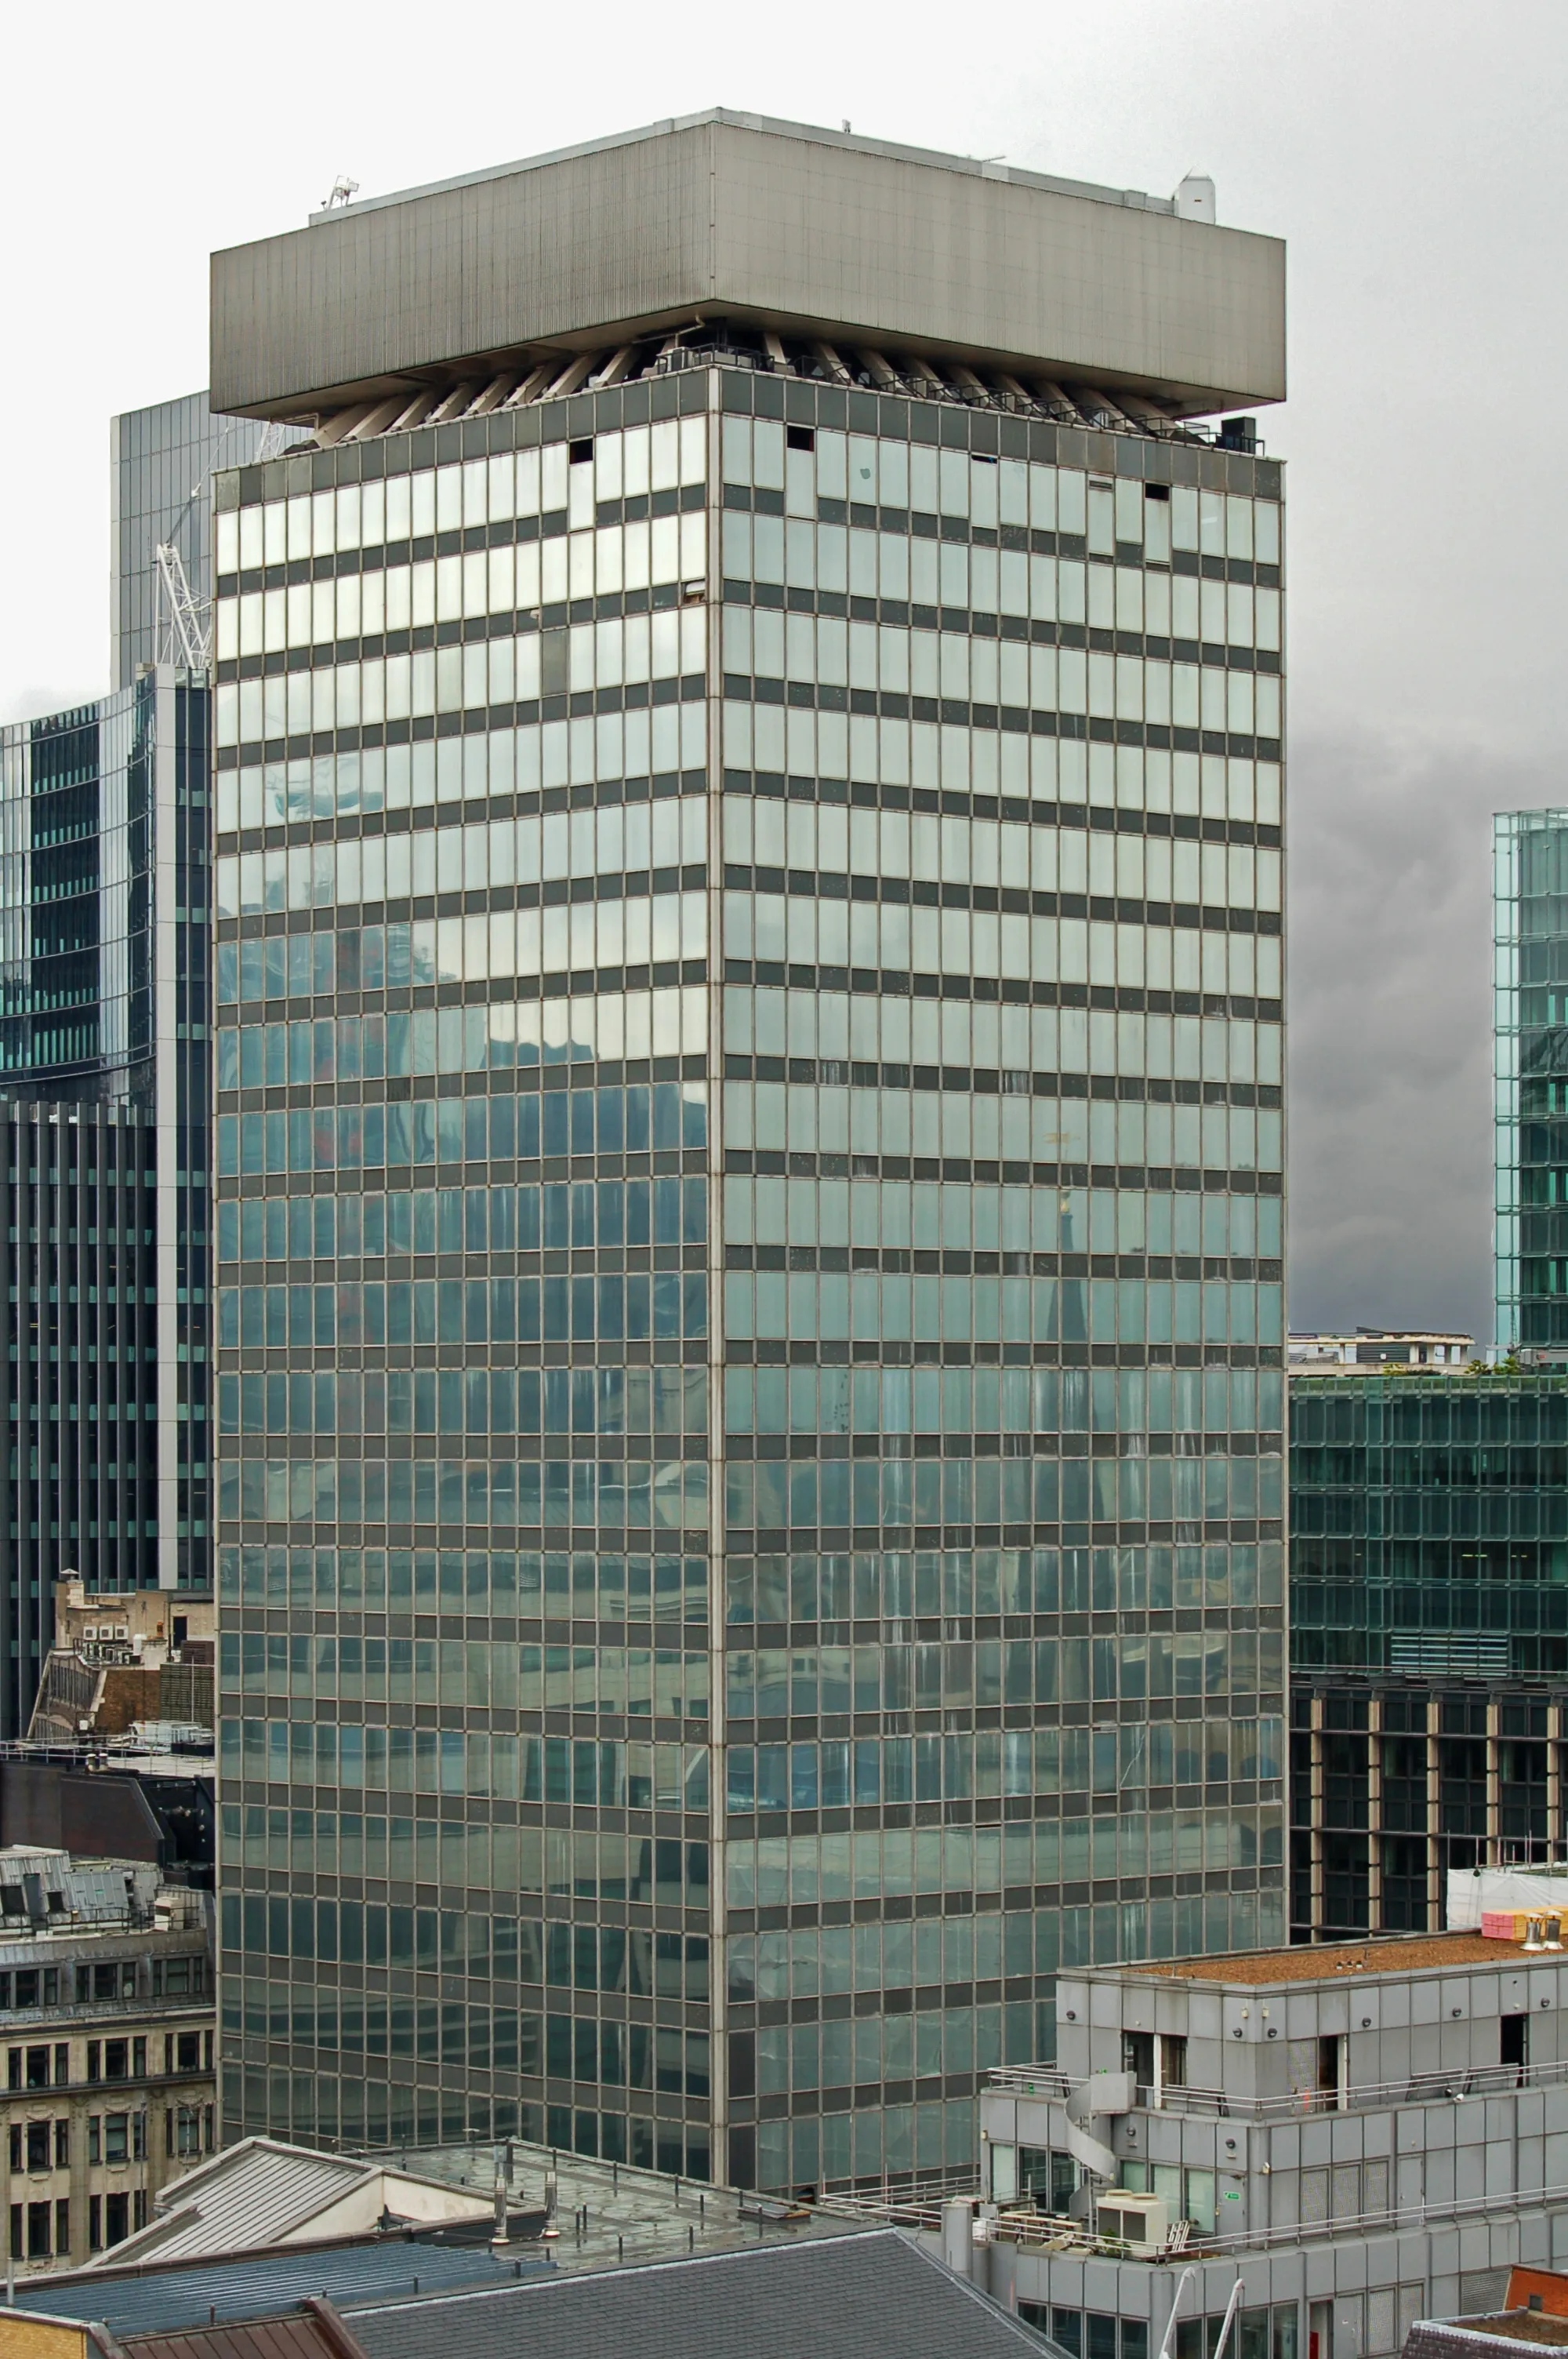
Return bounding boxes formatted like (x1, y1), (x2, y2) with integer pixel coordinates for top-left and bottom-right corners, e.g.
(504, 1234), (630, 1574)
(209, 111), (1287, 2190)
(111, 392), (305, 688)
(1495, 810), (1568, 1362)
(0, 668), (212, 1731)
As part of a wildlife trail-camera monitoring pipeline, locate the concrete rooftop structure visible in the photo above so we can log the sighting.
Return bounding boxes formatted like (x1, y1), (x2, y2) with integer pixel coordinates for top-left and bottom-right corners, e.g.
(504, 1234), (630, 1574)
(210, 110), (1285, 422)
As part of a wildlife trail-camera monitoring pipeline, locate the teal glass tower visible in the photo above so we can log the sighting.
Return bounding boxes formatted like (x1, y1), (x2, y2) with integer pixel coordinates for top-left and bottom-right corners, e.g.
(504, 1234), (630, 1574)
(1290, 1365), (1568, 1940)
(1494, 810), (1568, 1361)
(209, 112), (1288, 2191)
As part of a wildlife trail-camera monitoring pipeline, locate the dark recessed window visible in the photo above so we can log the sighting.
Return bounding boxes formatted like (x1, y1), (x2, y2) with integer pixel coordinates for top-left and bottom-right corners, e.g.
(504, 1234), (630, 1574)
(1145, 484), (1171, 503)
(786, 424), (815, 453)
(568, 438), (593, 464)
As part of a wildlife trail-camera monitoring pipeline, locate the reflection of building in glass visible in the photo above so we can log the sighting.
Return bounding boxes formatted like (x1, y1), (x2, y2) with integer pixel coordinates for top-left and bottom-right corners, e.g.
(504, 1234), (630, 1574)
(209, 111), (1287, 2189)
(1494, 810), (1568, 1364)
(1287, 1328), (1472, 1371)
(0, 671), (211, 1731)
(111, 393), (305, 688)
(1290, 1365), (1568, 1940)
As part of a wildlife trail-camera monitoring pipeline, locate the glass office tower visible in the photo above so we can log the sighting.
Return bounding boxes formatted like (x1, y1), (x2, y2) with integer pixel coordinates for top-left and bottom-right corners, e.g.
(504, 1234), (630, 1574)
(0, 671), (212, 1728)
(111, 392), (306, 687)
(1495, 811), (1568, 1361)
(210, 113), (1287, 2191)
(1290, 1365), (1568, 1939)
(212, 362), (1286, 2185)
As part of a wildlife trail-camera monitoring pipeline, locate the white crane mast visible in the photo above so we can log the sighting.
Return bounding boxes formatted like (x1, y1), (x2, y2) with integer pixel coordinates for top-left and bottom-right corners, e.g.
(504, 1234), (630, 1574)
(154, 541), (210, 671)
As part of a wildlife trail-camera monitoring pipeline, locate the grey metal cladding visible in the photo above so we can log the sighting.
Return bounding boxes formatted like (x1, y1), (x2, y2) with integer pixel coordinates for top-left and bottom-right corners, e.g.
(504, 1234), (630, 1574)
(210, 122), (713, 419)
(210, 114), (1284, 418)
(702, 119), (1283, 407)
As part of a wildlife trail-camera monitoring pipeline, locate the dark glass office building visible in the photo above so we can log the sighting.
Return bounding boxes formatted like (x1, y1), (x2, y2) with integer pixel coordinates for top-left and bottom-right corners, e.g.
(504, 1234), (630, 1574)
(0, 671), (212, 1732)
(1290, 1366), (1568, 1940)
(209, 112), (1288, 2189)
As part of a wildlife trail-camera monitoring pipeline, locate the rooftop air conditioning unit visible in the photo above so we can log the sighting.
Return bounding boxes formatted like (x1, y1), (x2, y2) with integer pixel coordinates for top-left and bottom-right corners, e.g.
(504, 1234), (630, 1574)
(1096, 2192), (1170, 2252)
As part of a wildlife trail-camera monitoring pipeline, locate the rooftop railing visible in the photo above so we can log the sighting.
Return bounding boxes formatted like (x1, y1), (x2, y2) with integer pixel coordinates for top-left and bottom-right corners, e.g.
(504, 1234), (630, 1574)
(822, 2169), (1568, 2265)
(986, 2052), (1568, 2121)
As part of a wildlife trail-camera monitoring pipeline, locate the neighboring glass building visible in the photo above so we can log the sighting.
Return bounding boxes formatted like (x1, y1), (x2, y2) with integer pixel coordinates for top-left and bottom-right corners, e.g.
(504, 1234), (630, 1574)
(1290, 1365), (1568, 1939)
(111, 392), (305, 687)
(1494, 809), (1568, 1363)
(0, 671), (212, 1730)
(209, 113), (1287, 2190)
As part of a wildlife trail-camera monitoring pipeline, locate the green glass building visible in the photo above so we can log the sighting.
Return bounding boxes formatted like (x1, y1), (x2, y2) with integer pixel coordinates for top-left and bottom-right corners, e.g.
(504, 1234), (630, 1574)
(1495, 809), (1568, 1361)
(1290, 1367), (1568, 1939)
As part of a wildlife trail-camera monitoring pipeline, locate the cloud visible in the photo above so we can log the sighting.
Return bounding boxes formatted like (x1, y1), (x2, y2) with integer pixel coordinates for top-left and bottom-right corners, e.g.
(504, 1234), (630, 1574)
(1286, 726), (1567, 1347)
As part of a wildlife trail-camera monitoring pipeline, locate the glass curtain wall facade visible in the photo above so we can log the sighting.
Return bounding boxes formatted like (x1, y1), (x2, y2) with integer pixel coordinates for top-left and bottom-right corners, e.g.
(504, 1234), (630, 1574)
(1494, 810), (1568, 1362)
(212, 363), (1286, 2189)
(111, 393), (307, 688)
(1290, 1366), (1568, 1939)
(0, 673), (212, 1729)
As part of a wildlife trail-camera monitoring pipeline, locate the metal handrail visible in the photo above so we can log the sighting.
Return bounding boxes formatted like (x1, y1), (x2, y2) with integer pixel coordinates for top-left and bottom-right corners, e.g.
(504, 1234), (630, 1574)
(0, 1995), (210, 2030)
(824, 2172), (1568, 2266)
(1161, 2172), (1568, 2261)
(816, 2163), (980, 2223)
(986, 2067), (1075, 2099)
(986, 2053), (1568, 2121)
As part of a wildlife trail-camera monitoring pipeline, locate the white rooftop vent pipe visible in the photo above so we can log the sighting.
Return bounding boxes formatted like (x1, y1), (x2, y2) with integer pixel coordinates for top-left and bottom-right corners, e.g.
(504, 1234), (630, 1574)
(1174, 174), (1216, 223)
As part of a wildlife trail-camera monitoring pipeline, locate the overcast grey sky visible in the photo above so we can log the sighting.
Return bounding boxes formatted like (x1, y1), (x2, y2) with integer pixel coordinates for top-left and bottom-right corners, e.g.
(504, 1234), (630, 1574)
(2, 0), (1563, 1343)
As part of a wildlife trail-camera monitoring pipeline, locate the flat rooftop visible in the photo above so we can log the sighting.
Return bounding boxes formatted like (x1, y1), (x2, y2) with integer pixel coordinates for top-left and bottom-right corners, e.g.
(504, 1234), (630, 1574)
(309, 111), (1192, 228)
(212, 107), (1284, 423)
(1113, 1933), (1529, 1987)
(347, 2139), (853, 2274)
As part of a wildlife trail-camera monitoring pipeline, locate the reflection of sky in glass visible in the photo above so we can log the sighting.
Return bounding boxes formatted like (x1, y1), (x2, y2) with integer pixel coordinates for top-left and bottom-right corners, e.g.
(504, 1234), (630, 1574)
(1495, 810), (1568, 1355)
(0, 683), (154, 1081)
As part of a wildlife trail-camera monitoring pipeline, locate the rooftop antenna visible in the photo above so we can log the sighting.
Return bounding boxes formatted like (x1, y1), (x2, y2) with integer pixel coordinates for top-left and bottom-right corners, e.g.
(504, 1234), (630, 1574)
(321, 175), (360, 211)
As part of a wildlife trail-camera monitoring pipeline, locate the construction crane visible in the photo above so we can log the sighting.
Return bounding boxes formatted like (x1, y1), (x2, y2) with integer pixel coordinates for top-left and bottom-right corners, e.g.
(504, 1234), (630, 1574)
(144, 409), (299, 674)
(154, 542), (211, 671)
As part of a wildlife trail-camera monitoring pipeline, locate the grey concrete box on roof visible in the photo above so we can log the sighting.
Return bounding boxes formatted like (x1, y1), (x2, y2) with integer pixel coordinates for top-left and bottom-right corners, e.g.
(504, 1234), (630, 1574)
(209, 109), (1285, 418)
(936, 1938), (1568, 2359)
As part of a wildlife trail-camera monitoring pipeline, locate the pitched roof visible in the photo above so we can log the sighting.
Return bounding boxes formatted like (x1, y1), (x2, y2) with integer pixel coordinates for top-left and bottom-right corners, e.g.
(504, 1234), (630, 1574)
(343, 2226), (1050, 2359)
(81, 2139), (488, 2268)
(119, 2314), (346, 2359)
(85, 2141), (366, 2266)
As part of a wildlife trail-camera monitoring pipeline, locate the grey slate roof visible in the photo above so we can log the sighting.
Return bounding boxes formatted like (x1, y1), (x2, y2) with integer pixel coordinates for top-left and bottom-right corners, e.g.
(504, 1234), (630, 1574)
(344, 2226), (1048, 2359)
(1404, 2330), (1568, 2359)
(16, 2239), (536, 2336)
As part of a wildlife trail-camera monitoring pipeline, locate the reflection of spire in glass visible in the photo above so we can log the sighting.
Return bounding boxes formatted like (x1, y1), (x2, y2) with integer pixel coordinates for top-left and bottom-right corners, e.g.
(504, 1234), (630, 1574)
(209, 114), (1290, 2194)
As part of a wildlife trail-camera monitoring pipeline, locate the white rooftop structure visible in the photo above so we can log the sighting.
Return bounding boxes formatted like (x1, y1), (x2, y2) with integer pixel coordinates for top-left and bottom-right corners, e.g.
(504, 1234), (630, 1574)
(82, 2135), (496, 2267)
